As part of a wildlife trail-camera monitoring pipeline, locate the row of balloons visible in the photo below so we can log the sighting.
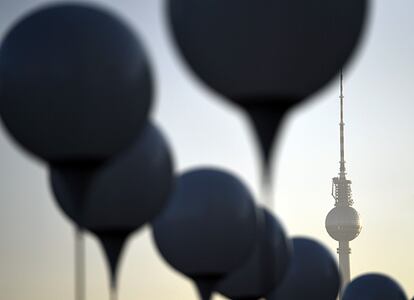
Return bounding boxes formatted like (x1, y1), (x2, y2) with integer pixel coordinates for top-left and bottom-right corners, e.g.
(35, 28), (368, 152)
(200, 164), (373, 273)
(0, 1), (409, 300)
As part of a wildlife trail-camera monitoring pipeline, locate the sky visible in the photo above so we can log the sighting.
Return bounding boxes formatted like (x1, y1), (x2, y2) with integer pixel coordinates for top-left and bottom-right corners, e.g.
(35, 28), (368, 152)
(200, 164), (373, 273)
(0, 0), (414, 299)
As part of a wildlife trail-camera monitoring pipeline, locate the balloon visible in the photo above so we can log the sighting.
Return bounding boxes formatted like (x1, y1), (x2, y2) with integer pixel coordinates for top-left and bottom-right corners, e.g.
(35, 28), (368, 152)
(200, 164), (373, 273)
(152, 168), (259, 300)
(343, 274), (407, 300)
(0, 4), (153, 163)
(267, 237), (340, 300)
(50, 123), (174, 287)
(167, 0), (368, 165)
(217, 208), (291, 300)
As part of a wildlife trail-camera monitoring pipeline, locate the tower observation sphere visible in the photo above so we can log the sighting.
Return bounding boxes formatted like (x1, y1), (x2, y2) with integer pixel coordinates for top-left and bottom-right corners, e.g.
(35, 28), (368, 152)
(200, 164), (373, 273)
(326, 206), (361, 242)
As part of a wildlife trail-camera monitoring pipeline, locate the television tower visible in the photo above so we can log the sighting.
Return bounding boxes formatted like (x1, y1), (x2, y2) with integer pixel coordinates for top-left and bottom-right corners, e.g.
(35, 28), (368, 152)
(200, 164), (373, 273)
(325, 72), (362, 296)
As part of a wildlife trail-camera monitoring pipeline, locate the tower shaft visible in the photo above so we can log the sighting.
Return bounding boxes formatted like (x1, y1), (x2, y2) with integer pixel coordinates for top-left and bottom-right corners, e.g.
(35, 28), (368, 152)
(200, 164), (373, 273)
(338, 241), (351, 295)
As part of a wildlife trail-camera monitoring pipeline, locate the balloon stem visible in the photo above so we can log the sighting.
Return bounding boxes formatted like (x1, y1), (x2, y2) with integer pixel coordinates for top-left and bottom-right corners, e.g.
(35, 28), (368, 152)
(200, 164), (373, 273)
(246, 106), (286, 168)
(245, 106), (286, 211)
(260, 164), (274, 211)
(75, 227), (85, 300)
(195, 279), (215, 300)
(97, 231), (130, 297)
(110, 285), (118, 300)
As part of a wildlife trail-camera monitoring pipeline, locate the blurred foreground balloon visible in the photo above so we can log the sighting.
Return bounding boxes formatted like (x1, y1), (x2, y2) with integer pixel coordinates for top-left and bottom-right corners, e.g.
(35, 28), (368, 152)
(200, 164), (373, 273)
(0, 3), (153, 163)
(217, 208), (291, 300)
(0, 4), (155, 300)
(152, 168), (258, 300)
(168, 0), (369, 207)
(267, 237), (340, 300)
(343, 274), (407, 300)
(51, 123), (173, 295)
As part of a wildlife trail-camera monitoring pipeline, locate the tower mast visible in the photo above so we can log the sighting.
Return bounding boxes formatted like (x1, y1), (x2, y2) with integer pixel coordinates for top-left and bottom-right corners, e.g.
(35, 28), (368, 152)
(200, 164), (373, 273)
(338, 70), (351, 290)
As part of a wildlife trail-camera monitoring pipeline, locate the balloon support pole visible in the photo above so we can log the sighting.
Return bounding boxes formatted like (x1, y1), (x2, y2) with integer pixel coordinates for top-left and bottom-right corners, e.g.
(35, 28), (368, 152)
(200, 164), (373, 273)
(75, 227), (85, 300)
(110, 286), (118, 300)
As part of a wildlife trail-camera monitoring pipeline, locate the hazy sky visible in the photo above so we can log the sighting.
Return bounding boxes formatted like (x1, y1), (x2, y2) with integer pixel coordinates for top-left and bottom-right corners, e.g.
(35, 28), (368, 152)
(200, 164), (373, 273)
(1, 1), (414, 299)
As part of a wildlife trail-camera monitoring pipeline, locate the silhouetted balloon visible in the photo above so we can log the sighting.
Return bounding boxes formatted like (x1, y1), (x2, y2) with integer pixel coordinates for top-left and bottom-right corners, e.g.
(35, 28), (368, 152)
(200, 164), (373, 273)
(152, 169), (259, 300)
(0, 4), (153, 163)
(168, 0), (368, 165)
(267, 237), (340, 300)
(50, 123), (174, 287)
(217, 208), (291, 300)
(343, 274), (407, 300)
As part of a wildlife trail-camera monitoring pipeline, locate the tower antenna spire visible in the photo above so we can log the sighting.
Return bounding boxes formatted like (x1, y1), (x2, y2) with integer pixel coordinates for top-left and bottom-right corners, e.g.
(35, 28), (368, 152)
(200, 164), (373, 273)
(339, 70), (346, 176)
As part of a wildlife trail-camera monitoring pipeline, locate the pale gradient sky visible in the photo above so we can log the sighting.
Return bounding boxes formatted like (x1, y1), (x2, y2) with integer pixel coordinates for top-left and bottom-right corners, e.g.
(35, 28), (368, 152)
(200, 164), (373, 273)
(0, 0), (414, 299)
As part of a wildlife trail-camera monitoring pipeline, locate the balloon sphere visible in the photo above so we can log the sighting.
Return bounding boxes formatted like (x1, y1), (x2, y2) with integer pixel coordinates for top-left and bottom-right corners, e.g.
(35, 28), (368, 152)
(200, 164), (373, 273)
(217, 208), (291, 300)
(267, 237), (340, 300)
(168, 0), (367, 105)
(152, 168), (259, 299)
(0, 4), (153, 163)
(343, 274), (407, 300)
(50, 123), (174, 284)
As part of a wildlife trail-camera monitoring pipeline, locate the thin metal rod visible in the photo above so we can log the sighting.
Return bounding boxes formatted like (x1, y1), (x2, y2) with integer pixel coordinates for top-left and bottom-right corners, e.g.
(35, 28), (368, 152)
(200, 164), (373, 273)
(110, 286), (118, 300)
(75, 227), (85, 300)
